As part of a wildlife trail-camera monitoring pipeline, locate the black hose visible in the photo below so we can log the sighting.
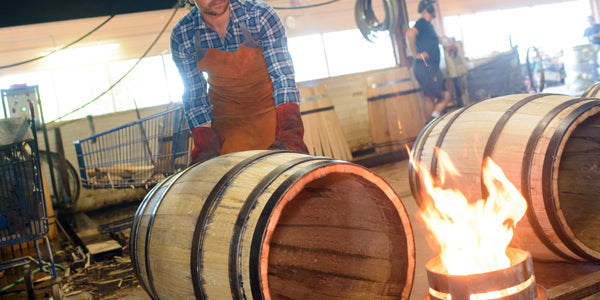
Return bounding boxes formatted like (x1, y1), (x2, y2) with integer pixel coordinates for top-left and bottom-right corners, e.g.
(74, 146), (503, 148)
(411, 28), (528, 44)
(47, 4), (181, 124)
(0, 15), (115, 69)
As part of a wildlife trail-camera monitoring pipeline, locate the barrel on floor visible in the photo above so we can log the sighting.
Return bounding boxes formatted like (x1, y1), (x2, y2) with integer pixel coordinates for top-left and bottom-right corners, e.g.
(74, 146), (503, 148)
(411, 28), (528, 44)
(409, 93), (600, 263)
(131, 150), (415, 299)
(367, 68), (427, 154)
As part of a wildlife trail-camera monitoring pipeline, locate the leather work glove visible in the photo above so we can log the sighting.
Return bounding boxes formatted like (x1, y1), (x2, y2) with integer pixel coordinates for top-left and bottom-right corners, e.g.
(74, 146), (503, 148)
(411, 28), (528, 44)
(268, 103), (309, 154)
(190, 126), (224, 165)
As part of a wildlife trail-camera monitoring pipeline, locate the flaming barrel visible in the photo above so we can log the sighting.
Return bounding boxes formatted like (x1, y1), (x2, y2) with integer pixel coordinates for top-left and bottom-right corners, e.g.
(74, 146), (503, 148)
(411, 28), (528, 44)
(425, 248), (547, 300)
(131, 150), (415, 299)
(409, 94), (600, 262)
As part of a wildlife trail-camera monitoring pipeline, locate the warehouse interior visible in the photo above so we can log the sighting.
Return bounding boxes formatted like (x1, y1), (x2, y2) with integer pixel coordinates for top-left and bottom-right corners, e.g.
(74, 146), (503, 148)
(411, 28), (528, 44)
(2, 0), (600, 299)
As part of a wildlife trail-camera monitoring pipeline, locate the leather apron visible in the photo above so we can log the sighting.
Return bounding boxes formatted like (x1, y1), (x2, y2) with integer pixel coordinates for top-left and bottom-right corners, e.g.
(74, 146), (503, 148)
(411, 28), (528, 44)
(194, 23), (276, 154)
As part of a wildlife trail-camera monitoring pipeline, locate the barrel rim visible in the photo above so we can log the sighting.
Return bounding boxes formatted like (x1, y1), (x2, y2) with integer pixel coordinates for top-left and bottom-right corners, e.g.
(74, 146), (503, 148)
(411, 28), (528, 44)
(425, 247), (534, 294)
(408, 108), (456, 206)
(581, 82), (600, 98)
(543, 100), (600, 261)
(145, 169), (192, 299)
(191, 150), (293, 299)
(252, 161), (416, 300)
(229, 155), (331, 299)
(130, 175), (168, 298)
(520, 97), (589, 262)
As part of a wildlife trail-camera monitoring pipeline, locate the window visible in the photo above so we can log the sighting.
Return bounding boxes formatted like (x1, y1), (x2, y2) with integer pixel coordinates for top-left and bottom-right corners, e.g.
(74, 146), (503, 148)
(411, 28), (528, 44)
(52, 64), (114, 120)
(108, 56), (172, 111)
(288, 34), (330, 82)
(287, 29), (397, 81)
(162, 54), (185, 103)
(322, 29), (396, 77)
(443, 0), (590, 61)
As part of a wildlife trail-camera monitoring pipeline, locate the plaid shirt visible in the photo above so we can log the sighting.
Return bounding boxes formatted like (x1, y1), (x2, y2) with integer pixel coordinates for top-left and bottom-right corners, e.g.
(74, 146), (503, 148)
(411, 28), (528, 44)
(170, 0), (299, 128)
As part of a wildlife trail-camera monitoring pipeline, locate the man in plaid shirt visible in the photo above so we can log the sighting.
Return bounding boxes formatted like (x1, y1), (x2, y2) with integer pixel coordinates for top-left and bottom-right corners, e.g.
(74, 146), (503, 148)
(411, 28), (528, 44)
(171, 0), (308, 164)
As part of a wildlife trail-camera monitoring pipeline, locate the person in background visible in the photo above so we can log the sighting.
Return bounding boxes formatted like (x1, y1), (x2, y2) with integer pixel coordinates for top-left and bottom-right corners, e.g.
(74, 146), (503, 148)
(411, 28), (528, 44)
(406, 0), (450, 121)
(584, 15), (600, 45)
(171, 0), (308, 165)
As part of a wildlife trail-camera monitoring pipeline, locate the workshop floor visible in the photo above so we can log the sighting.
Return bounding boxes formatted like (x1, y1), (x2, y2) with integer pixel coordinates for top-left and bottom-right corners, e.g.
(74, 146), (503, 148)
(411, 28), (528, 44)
(3, 158), (600, 299)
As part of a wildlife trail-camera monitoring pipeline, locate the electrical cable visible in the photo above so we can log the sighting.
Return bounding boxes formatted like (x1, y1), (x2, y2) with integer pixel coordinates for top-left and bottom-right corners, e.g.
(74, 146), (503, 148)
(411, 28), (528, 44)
(355, 0), (398, 43)
(0, 15), (115, 70)
(271, 0), (339, 10)
(0, 263), (66, 294)
(47, 4), (181, 124)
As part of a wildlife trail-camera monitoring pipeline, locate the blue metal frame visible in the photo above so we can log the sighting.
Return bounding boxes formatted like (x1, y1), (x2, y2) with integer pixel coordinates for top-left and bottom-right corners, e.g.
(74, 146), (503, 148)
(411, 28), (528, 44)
(73, 105), (191, 189)
(0, 116), (58, 294)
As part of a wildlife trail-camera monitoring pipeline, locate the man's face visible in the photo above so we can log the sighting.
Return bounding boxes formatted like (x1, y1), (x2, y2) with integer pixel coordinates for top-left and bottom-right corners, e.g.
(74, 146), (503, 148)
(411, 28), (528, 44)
(193, 0), (230, 16)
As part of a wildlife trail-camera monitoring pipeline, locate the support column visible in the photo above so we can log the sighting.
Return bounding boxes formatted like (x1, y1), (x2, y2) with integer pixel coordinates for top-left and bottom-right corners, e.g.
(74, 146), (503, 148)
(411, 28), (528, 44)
(390, 0), (410, 67)
(591, 0), (600, 21)
(433, 0), (445, 38)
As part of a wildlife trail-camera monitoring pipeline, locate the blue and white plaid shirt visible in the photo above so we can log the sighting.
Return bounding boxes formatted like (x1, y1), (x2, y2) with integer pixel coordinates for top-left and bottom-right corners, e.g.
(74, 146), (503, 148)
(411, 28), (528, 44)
(170, 0), (300, 129)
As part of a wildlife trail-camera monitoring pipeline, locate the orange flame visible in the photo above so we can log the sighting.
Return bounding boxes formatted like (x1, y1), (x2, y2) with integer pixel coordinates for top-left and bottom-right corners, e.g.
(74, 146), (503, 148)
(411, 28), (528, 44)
(411, 148), (527, 275)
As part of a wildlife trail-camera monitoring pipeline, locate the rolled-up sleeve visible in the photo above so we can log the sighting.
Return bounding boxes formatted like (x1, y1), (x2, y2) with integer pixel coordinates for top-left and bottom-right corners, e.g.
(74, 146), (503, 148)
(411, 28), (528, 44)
(258, 6), (299, 106)
(170, 22), (213, 129)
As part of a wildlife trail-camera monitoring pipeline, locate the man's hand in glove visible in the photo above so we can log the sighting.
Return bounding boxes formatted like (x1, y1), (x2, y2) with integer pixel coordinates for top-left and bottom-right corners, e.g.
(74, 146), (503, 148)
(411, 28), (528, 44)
(268, 103), (309, 154)
(190, 126), (224, 165)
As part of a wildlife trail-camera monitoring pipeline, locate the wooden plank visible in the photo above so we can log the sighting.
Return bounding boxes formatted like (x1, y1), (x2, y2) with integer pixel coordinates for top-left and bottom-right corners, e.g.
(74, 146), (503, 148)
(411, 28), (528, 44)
(547, 270), (600, 300)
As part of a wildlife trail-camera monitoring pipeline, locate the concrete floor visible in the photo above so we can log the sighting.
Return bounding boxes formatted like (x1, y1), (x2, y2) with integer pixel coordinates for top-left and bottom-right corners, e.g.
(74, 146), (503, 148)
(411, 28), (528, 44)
(66, 159), (433, 300)
(369, 159), (433, 300)
(106, 157), (600, 299)
(7, 156), (600, 299)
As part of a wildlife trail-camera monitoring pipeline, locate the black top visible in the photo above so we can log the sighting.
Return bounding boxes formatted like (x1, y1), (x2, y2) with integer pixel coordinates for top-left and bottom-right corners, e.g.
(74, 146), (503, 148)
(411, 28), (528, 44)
(414, 17), (440, 66)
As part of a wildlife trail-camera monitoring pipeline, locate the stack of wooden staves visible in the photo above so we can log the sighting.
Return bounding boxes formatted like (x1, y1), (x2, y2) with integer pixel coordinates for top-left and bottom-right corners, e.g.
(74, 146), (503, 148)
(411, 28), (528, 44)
(299, 85), (353, 161)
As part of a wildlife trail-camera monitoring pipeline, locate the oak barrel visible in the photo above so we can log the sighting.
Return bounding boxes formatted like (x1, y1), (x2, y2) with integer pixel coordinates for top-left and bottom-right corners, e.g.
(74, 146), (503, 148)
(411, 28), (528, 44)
(408, 94), (600, 262)
(367, 68), (427, 153)
(581, 81), (600, 98)
(299, 84), (353, 161)
(131, 150), (415, 299)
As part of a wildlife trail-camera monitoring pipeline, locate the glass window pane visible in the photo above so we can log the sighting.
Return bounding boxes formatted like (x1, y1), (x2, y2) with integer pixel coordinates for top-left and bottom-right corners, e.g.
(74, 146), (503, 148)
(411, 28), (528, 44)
(52, 64), (114, 121)
(162, 54), (184, 104)
(288, 34), (330, 81)
(443, 0), (590, 60)
(108, 56), (171, 111)
(322, 29), (396, 77)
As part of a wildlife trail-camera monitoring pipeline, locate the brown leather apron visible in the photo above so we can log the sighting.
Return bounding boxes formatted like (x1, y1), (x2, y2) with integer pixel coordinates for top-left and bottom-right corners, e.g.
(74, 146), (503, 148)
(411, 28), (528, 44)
(195, 24), (276, 154)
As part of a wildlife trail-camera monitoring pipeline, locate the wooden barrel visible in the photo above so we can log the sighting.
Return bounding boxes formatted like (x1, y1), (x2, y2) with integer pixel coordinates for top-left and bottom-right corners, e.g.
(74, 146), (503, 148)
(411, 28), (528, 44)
(131, 150), (415, 299)
(367, 67), (427, 153)
(581, 82), (600, 98)
(299, 85), (353, 161)
(408, 93), (600, 263)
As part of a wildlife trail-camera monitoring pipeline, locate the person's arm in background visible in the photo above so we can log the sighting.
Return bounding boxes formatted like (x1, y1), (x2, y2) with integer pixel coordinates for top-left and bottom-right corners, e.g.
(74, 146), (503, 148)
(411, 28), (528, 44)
(406, 26), (429, 61)
(257, 5), (308, 153)
(171, 18), (223, 164)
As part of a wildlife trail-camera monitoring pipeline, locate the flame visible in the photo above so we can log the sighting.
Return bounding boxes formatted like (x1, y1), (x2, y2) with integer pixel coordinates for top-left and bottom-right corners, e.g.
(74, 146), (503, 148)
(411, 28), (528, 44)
(411, 148), (527, 275)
